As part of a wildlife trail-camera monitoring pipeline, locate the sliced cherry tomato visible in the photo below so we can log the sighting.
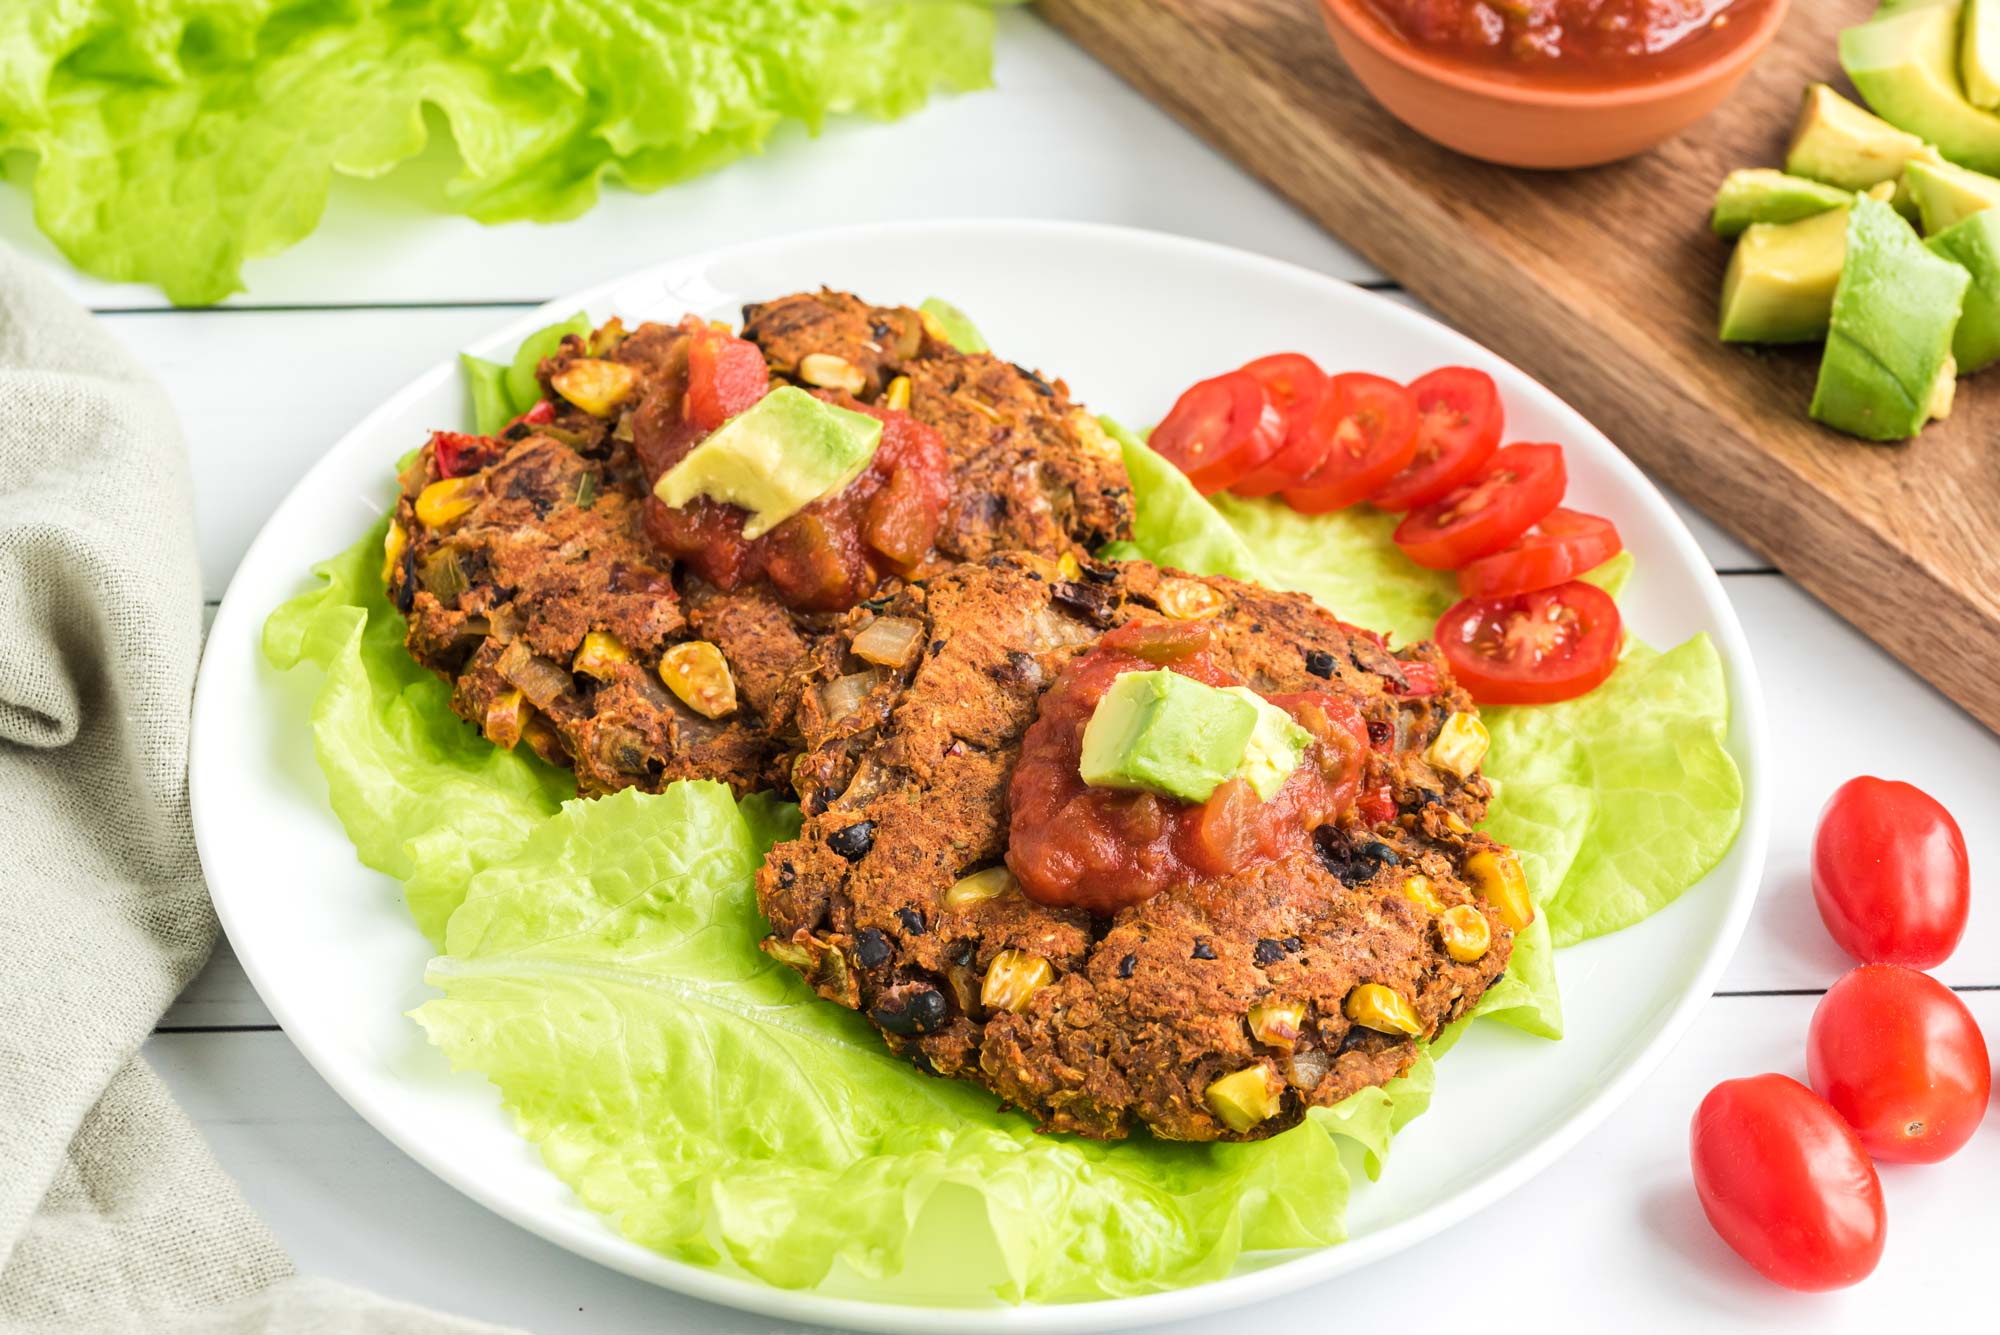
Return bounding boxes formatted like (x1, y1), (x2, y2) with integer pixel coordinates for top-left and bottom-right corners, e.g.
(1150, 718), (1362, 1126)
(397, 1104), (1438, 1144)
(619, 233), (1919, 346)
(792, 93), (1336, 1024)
(1368, 367), (1503, 511)
(1231, 355), (1331, 496)
(430, 430), (501, 479)
(1435, 581), (1621, 705)
(1151, 371), (1286, 495)
(1455, 509), (1623, 598)
(1392, 442), (1565, 570)
(1357, 781), (1396, 827)
(686, 327), (769, 432)
(1690, 1074), (1886, 1292)
(1282, 373), (1420, 513)
(508, 398), (555, 430)
(1808, 964), (1990, 1164)
(1812, 777), (1970, 968)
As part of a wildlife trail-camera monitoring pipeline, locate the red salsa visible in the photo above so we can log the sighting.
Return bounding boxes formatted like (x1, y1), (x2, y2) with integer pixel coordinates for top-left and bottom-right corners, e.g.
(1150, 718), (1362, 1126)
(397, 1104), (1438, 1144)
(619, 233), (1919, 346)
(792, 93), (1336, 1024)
(1363, 0), (1771, 85)
(1006, 622), (1367, 914)
(636, 325), (950, 613)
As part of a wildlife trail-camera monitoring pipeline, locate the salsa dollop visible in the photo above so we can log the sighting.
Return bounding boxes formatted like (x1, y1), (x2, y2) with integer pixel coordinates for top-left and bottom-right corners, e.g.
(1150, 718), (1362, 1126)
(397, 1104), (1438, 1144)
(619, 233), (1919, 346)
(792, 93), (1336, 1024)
(1006, 622), (1367, 913)
(1364, 0), (1770, 85)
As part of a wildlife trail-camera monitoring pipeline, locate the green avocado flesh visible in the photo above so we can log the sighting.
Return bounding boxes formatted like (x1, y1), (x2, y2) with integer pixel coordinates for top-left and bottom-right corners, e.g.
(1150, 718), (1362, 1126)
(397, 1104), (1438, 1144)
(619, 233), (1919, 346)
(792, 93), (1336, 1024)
(1967, 0), (2000, 108)
(1903, 155), (2000, 230)
(1786, 82), (1939, 191)
(1812, 195), (1970, 440)
(1711, 170), (1852, 236)
(1079, 670), (1258, 805)
(1928, 209), (2000, 369)
(654, 385), (882, 538)
(1842, 3), (2000, 175)
(1221, 687), (1312, 802)
(1720, 206), (1853, 343)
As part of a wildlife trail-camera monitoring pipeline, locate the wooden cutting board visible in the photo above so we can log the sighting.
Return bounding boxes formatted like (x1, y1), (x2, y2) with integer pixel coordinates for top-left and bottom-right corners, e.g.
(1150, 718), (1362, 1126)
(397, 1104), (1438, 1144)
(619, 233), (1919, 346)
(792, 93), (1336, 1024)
(1038, 0), (2000, 732)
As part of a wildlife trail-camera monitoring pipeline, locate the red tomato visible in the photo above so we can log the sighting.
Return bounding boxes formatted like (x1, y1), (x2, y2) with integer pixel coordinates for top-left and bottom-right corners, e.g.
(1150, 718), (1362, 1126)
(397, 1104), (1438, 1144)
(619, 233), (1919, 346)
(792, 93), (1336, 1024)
(1231, 355), (1331, 496)
(1812, 777), (1970, 968)
(1455, 509), (1623, 598)
(1435, 581), (1621, 705)
(1282, 373), (1420, 513)
(1368, 366), (1503, 511)
(1808, 964), (1990, 1163)
(686, 328), (769, 432)
(429, 431), (500, 479)
(1151, 371), (1287, 495)
(1690, 1074), (1886, 1292)
(1393, 442), (1565, 570)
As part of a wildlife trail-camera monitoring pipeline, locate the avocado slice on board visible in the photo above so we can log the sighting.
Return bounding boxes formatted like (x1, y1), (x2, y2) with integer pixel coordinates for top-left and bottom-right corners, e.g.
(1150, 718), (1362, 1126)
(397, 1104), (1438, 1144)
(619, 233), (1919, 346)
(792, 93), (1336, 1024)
(1785, 82), (1940, 193)
(1966, 0), (2000, 108)
(1927, 209), (2000, 369)
(1903, 155), (2000, 230)
(1811, 195), (1970, 441)
(1842, 2), (2000, 175)
(1720, 206), (1854, 342)
(1712, 170), (1852, 236)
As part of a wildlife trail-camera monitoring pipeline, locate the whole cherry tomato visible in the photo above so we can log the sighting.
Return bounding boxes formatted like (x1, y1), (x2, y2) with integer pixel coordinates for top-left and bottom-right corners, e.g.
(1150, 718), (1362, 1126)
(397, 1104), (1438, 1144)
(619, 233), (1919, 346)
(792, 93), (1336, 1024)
(1690, 1074), (1885, 1292)
(1812, 776), (1969, 968)
(1807, 963), (1990, 1163)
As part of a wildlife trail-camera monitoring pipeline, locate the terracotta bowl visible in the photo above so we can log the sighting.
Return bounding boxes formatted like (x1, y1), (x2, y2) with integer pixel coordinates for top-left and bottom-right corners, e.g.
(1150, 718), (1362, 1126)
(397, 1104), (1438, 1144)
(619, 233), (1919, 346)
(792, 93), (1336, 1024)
(1318, 0), (1792, 169)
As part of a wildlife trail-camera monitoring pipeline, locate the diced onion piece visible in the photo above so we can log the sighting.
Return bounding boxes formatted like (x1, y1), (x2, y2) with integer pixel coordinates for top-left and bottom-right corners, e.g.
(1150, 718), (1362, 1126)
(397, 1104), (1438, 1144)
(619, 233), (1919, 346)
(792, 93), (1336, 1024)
(483, 688), (526, 748)
(1426, 712), (1490, 780)
(496, 641), (575, 712)
(415, 477), (480, 528)
(815, 668), (885, 723)
(1158, 578), (1225, 620)
(416, 548), (468, 602)
(551, 359), (637, 417)
(850, 616), (923, 669)
(660, 641), (738, 718)
(944, 866), (1016, 909)
(1283, 1048), (1332, 1092)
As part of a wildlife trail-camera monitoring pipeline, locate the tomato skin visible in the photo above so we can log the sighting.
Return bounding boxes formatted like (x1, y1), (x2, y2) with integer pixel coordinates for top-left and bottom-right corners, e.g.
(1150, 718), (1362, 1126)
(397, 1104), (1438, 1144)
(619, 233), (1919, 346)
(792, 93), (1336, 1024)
(1393, 442), (1566, 570)
(1231, 355), (1331, 496)
(1368, 366), (1503, 511)
(1435, 581), (1621, 705)
(1812, 777), (1970, 968)
(1807, 964), (1990, 1164)
(1282, 372), (1420, 513)
(1456, 509), (1623, 598)
(1151, 371), (1287, 495)
(429, 430), (501, 479)
(686, 328), (769, 432)
(1690, 1074), (1886, 1292)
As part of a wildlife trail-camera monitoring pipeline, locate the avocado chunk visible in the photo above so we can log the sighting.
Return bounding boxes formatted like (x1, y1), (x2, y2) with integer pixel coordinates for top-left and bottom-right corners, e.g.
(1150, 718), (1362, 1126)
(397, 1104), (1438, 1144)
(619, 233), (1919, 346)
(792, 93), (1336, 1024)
(1712, 170), (1853, 237)
(1903, 156), (2000, 230)
(1220, 687), (1311, 801)
(1785, 82), (1940, 189)
(1842, 3), (2000, 175)
(1966, 0), (2000, 108)
(654, 385), (882, 538)
(1078, 670), (1258, 804)
(1811, 195), (1970, 440)
(1720, 206), (1854, 342)
(1927, 208), (2000, 369)
(919, 297), (988, 354)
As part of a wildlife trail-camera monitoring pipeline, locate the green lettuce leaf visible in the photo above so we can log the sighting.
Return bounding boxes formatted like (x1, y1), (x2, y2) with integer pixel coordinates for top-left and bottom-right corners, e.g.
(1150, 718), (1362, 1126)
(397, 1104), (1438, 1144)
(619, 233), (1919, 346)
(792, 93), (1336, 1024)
(4, 3), (1009, 304)
(414, 780), (1429, 1302)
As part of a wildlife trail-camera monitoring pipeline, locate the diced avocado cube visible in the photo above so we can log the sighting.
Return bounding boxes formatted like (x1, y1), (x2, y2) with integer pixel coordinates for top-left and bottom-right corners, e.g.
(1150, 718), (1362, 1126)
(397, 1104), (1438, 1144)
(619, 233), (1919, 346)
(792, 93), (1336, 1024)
(1902, 156), (2000, 232)
(1785, 82), (1940, 190)
(1221, 687), (1312, 802)
(1927, 208), (2000, 370)
(1811, 195), (1970, 441)
(1719, 206), (1853, 343)
(1712, 170), (1853, 237)
(654, 385), (882, 538)
(1842, 4), (2000, 175)
(1079, 670), (1258, 805)
(1966, 0), (2000, 109)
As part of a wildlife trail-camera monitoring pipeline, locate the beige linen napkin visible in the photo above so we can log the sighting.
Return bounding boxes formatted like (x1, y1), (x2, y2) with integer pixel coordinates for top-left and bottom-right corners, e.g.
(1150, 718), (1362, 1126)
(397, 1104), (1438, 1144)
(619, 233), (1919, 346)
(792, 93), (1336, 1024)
(0, 247), (518, 1335)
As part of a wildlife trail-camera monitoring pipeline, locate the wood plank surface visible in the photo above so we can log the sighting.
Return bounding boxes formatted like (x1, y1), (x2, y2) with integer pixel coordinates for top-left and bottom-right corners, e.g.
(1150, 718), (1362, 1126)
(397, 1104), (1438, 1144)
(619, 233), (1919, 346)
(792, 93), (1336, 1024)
(1038, 0), (2000, 731)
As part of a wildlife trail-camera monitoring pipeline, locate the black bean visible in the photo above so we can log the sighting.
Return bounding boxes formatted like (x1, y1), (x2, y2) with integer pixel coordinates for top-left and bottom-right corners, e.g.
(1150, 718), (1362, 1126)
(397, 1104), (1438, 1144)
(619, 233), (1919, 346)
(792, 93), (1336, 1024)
(828, 821), (875, 862)
(1366, 720), (1394, 749)
(1360, 840), (1402, 867)
(1416, 788), (1442, 807)
(1191, 940), (1216, 960)
(1303, 648), (1338, 679)
(1282, 935), (1303, 952)
(392, 545), (417, 613)
(1082, 562), (1118, 584)
(895, 906), (926, 935)
(953, 941), (976, 968)
(1117, 953), (1138, 979)
(854, 928), (891, 969)
(930, 638), (946, 654)
(777, 862), (796, 890)
(873, 984), (947, 1036)
(1253, 938), (1285, 966)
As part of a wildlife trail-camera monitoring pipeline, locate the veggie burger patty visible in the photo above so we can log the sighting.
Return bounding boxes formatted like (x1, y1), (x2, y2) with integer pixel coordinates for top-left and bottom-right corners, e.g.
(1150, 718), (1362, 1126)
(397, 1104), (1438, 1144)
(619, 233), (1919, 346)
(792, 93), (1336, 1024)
(756, 554), (1525, 1143)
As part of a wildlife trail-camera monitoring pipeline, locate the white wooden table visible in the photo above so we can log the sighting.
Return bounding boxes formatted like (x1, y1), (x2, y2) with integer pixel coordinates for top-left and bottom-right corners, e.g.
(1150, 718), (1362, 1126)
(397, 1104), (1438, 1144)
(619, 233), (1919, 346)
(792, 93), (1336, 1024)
(21, 10), (1992, 1331)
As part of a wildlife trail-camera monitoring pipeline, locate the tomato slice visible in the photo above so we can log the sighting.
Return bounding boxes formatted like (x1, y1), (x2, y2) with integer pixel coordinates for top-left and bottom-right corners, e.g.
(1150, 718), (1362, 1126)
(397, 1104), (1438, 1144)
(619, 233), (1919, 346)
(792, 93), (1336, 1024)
(686, 327), (770, 432)
(1281, 373), (1420, 513)
(1435, 580), (1621, 705)
(1150, 371), (1287, 495)
(1455, 509), (1622, 598)
(1368, 366), (1503, 511)
(1230, 354), (1331, 496)
(1393, 442), (1565, 570)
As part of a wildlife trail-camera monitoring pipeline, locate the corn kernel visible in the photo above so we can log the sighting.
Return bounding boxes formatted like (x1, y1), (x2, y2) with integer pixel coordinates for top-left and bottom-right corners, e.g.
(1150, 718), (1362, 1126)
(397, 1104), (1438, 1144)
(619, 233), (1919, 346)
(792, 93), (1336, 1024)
(483, 688), (526, 748)
(954, 392), (1004, 423)
(1439, 904), (1493, 963)
(573, 630), (630, 680)
(1425, 713), (1490, 780)
(659, 641), (738, 719)
(799, 353), (866, 395)
(708, 318), (735, 334)
(1344, 983), (1423, 1037)
(1057, 551), (1082, 581)
(414, 477), (480, 528)
(1205, 1065), (1283, 1133)
(381, 520), (409, 583)
(1247, 999), (1306, 1048)
(919, 309), (954, 346)
(1401, 875), (1444, 914)
(981, 949), (1053, 1014)
(551, 359), (637, 417)
(1443, 811), (1472, 835)
(1465, 848), (1533, 931)
(1158, 578), (1225, 620)
(884, 374), (912, 412)
(945, 865), (1016, 909)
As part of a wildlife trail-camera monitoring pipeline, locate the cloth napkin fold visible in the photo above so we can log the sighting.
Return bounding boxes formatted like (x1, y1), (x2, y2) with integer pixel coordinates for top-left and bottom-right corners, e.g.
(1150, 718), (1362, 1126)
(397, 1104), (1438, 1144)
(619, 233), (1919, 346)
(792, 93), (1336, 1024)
(0, 247), (517, 1335)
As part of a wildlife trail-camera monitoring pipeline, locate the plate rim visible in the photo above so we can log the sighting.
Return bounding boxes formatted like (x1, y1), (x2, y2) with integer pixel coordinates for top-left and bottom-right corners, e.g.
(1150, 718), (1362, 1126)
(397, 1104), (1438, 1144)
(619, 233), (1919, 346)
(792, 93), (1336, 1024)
(191, 218), (1770, 1334)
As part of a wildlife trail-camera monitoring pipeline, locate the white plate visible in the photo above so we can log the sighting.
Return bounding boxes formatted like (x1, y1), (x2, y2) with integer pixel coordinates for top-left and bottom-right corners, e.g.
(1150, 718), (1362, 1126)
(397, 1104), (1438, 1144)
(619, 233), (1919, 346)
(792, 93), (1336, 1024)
(191, 221), (1769, 1333)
